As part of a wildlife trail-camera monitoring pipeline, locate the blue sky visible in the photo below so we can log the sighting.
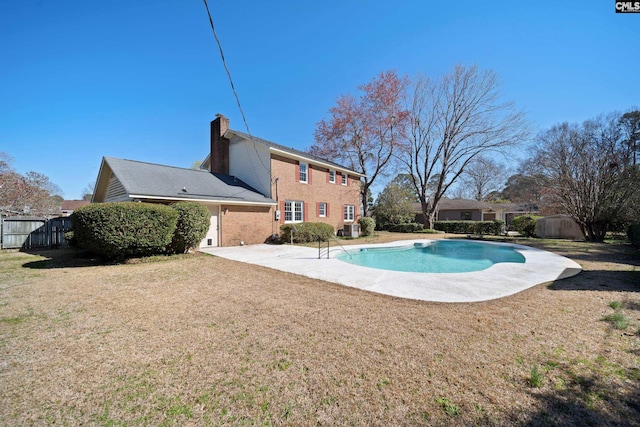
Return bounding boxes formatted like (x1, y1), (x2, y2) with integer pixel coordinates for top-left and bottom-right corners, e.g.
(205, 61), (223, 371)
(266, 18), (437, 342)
(1, 1), (638, 199)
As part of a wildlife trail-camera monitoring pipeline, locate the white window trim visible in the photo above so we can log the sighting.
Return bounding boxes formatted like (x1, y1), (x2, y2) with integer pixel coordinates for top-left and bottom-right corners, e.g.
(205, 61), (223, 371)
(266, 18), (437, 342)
(299, 162), (308, 183)
(344, 204), (355, 222)
(319, 202), (327, 218)
(285, 200), (304, 223)
(329, 170), (336, 184)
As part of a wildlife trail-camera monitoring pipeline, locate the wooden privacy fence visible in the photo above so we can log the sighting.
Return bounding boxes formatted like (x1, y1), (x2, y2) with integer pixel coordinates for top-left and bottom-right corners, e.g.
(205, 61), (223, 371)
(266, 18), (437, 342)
(0, 217), (73, 249)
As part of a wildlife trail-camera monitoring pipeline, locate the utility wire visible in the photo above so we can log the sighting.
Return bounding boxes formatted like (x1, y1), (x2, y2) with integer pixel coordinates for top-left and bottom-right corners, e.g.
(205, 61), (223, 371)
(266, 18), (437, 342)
(202, 0), (272, 178)
(202, 0), (251, 136)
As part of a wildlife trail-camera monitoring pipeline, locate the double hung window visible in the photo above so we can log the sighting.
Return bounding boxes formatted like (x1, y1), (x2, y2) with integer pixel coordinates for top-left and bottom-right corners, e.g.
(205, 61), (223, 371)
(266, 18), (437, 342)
(319, 202), (327, 217)
(285, 200), (304, 222)
(343, 204), (355, 222)
(299, 162), (308, 183)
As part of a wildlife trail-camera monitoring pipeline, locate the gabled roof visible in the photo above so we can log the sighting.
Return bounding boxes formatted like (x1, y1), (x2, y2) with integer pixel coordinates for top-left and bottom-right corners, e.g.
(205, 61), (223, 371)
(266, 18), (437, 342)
(202, 128), (366, 177)
(93, 157), (275, 205)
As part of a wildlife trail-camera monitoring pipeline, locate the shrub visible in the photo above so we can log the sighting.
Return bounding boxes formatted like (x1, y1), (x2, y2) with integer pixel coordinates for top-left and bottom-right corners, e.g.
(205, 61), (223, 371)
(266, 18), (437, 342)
(434, 220), (504, 235)
(280, 222), (335, 243)
(71, 202), (178, 259)
(167, 202), (211, 254)
(627, 221), (640, 246)
(512, 215), (542, 237)
(358, 217), (376, 236)
(64, 230), (77, 247)
(387, 223), (424, 233)
(421, 229), (443, 234)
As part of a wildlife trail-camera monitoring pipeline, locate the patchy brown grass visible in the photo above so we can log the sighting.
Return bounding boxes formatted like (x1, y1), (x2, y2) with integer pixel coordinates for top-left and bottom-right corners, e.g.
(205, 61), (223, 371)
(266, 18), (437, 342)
(1, 235), (639, 426)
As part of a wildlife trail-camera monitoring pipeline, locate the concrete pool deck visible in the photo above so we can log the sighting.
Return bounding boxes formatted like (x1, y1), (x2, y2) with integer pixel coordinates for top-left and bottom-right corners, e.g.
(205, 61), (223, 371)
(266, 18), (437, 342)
(200, 239), (582, 303)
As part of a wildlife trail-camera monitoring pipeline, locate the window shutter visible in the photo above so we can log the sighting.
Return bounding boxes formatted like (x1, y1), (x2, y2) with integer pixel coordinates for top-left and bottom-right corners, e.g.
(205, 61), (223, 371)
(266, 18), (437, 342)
(308, 165), (312, 184)
(326, 203), (330, 218)
(295, 161), (300, 182)
(304, 202), (308, 222)
(280, 200), (285, 224)
(326, 170), (330, 183)
(342, 204), (345, 222)
(316, 202), (320, 217)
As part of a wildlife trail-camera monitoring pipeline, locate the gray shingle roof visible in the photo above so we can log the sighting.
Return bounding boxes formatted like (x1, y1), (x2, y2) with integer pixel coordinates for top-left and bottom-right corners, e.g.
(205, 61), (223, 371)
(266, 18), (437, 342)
(104, 157), (275, 204)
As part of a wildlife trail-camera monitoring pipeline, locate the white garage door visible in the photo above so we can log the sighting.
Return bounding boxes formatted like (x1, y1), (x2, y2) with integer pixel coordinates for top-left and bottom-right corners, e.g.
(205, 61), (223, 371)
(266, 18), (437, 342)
(199, 206), (219, 248)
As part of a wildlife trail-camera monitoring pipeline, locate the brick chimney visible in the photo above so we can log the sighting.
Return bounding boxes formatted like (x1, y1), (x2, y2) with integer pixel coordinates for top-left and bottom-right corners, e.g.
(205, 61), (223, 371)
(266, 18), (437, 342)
(210, 114), (230, 174)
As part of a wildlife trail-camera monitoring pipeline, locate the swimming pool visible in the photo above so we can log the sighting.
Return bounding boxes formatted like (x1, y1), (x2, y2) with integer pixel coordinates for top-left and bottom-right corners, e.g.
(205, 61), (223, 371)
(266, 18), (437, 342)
(203, 239), (583, 302)
(336, 240), (525, 273)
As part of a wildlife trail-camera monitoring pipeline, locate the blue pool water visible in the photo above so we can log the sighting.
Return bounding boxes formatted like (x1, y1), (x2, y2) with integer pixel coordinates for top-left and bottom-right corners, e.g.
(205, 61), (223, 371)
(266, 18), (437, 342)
(336, 240), (525, 273)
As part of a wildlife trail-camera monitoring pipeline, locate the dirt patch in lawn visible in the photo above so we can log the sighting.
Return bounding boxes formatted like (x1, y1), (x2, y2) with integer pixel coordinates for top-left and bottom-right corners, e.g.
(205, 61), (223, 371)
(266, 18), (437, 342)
(1, 236), (639, 426)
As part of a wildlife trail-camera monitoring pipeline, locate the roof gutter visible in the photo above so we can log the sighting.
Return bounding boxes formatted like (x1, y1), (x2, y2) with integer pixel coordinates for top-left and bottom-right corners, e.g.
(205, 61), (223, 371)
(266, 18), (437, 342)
(128, 194), (276, 206)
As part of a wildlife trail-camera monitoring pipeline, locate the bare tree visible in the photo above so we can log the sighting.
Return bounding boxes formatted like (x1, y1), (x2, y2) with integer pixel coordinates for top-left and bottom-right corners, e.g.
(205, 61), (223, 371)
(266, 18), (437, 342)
(532, 113), (637, 242)
(310, 71), (409, 216)
(401, 65), (529, 228)
(459, 155), (508, 201)
(0, 152), (63, 217)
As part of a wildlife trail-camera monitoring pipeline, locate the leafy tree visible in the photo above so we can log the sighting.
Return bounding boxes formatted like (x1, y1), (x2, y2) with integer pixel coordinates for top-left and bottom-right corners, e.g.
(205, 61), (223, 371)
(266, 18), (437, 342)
(620, 110), (640, 165)
(499, 168), (551, 212)
(310, 70), (410, 216)
(532, 113), (639, 242)
(400, 65), (529, 228)
(373, 174), (418, 228)
(501, 173), (541, 203)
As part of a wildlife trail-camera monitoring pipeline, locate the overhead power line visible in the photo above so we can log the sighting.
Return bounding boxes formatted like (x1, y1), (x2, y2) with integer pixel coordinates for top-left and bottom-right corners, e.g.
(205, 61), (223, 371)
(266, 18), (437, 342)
(202, 0), (252, 137)
(202, 0), (271, 176)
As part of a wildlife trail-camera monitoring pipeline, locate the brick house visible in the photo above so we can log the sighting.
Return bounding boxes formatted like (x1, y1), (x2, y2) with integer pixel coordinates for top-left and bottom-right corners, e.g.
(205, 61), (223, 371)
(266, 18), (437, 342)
(92, 114), (363, 247)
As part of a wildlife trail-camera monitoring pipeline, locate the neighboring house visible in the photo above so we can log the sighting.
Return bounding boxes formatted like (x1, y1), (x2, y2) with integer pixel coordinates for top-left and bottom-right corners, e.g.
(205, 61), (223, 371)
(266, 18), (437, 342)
(92, 114), (363, 247)
(414, 198), (539, 228)
(60, 200), (90, 217)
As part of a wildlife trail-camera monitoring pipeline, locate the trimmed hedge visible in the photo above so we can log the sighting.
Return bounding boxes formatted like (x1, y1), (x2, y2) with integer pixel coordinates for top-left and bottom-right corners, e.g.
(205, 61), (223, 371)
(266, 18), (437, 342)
(358, 217), (376, 236)
(387, 222), (425, 233)
(512, 215), (542, 237)
(627, 221), (640, 246)
(280, 222), (335, 243)
(71, 202), (178, 259)
(167, 202), (211, 254)
(434, 220), (505, 235)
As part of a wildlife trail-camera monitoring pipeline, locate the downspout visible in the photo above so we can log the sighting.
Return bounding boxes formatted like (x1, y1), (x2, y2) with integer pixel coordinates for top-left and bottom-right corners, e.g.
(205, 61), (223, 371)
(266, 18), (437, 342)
(217, 205), (222, 247)
(273, 178), (279, 236)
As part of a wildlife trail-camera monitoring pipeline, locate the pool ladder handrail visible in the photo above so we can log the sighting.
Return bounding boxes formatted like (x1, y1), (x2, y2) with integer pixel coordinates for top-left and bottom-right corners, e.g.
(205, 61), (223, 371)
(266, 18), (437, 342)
(318, 238), (353, 259)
